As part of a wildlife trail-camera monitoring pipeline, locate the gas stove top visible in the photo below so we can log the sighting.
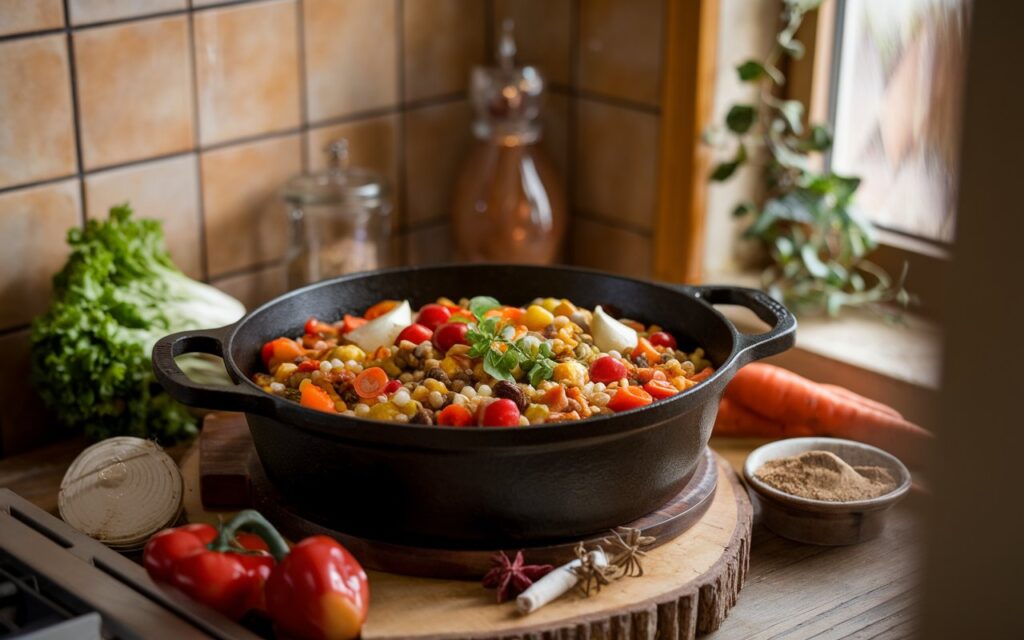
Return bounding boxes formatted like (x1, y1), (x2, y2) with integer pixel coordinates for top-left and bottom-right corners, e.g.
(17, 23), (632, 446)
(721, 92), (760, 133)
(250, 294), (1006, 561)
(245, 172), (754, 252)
(0, 489), (260, 639)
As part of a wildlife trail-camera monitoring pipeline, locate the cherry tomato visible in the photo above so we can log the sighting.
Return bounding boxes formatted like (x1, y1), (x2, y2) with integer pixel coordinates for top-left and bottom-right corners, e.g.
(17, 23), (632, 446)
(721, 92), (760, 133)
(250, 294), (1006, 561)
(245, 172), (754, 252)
(437, 404), (474, 427)
(589, 355), (627, 384)
(297, 360), (321, 372)
(395, 323), (433, 345)
(364, 300), (399, 320)
(606, 385), (653, 412)
(648, 331), (677, 350)
(416, 304), (452, 331)
(383, 379), (403, 394)
(481, 398), (520, 427)
(304, 317), (336, 337)
(643, 379), (679, 399)
(433, 322), (470, 353)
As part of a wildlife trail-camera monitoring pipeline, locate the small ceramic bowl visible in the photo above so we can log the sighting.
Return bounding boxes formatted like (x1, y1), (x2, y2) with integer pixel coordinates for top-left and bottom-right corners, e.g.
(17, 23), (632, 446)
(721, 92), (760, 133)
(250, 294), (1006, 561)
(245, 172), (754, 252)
(743, 437), (912, 545)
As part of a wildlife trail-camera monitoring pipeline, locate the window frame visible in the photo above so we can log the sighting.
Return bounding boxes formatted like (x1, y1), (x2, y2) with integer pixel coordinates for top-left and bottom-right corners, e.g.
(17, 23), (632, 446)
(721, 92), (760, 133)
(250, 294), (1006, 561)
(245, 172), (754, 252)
(785, 0), (951, 318)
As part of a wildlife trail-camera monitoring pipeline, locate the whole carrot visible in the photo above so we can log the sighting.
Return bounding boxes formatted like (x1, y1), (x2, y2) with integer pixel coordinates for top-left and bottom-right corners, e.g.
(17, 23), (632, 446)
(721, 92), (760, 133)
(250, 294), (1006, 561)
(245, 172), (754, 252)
(715, 398), (815, 438)
(719, 363), (932, 467)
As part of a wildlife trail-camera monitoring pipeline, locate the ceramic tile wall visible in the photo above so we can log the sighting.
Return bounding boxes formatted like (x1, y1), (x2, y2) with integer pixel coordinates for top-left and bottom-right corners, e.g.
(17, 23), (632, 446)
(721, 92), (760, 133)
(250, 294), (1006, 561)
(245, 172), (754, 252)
(489, 0), (665, 278)
(0, 0), (665, 456)
(0, 0), (486, 456)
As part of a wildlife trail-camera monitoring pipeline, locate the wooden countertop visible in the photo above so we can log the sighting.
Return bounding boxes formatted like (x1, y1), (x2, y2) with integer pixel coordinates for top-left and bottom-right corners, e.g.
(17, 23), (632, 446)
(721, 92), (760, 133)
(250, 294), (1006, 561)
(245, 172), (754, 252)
(0, 435), (922, 639)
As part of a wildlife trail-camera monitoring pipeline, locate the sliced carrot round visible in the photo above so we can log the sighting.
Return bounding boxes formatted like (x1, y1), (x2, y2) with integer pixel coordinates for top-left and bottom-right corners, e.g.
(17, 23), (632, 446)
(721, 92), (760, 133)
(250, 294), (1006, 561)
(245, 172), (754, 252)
(354, 367), (389, 399)
(364, 300), (399, 320)
(301, 383), (337, 413)
(643, 379), (678, 400)
(607, 385), (653, 412)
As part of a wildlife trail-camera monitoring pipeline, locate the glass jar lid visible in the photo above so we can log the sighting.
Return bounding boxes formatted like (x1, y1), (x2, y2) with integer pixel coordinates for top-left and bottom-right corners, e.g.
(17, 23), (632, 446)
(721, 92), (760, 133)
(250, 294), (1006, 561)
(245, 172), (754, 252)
(281, 140), (389, 208)
(470, 20), (545, 141)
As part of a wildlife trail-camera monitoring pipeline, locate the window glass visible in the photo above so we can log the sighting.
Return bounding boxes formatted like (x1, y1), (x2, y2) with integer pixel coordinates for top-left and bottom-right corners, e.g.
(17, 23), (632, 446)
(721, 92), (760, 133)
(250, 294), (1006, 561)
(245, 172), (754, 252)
(830, 0), (970, 243)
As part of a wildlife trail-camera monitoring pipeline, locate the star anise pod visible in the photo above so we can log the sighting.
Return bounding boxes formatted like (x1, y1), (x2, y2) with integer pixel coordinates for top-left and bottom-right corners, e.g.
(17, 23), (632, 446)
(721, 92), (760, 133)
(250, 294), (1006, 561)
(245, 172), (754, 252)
(481, 551), (553, 603)
(602, 527), (657, 578)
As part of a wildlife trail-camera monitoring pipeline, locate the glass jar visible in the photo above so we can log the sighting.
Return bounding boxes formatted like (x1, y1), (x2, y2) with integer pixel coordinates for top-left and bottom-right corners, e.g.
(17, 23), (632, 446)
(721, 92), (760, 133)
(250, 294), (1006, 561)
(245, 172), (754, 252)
(451, 21), (567, 263)
(281, 140), (393, 288)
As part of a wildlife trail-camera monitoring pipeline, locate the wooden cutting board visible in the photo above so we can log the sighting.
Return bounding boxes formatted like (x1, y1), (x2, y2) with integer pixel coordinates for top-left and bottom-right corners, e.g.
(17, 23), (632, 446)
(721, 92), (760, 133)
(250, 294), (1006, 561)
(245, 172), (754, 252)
(191, 413), (753, 638)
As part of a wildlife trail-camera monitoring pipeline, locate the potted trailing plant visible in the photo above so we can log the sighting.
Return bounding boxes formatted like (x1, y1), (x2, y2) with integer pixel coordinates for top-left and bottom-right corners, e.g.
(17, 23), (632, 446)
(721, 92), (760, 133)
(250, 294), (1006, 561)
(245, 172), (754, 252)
(709, 0), (910, 317)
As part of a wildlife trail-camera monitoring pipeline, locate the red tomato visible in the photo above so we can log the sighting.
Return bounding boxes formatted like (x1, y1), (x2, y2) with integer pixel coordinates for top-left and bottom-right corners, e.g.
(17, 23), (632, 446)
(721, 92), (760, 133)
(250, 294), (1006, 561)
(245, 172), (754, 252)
(395, 323), (433, 345)
(340, 314), (368, 334)
(432, 322), (470, 353)
(437, 404), (474, 427)
(606, 385), (653, 412)
(643, 379), (679, 399)
(589, 355), (627, 384)
(297, 360), (321, 372)
(416, 304), (452, 331)
(304, 317), (336, 337)
(648, 331), (677, 349)
(481, 398), (521, 427)
(383, 379), (402, 394)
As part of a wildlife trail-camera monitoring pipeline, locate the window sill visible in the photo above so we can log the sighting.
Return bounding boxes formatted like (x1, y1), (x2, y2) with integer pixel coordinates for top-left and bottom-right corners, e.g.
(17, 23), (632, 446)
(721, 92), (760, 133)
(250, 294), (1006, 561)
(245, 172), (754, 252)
(703, 270), (943, 425)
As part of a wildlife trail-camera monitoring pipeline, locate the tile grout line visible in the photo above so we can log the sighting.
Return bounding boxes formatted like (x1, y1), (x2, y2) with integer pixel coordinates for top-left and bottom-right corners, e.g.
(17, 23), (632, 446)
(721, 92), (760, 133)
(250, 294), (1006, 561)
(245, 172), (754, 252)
(574, 209), (655, 238)
(295, 0), (310, 171)
(184, 5), (210, 281)
(208, 257), (288, 284)
(395, 0), (408, 264)
(550, 83), (662, 116)
(61, 0), (88, 227)
(0, 323), (31, 339)
(567, 0), (581, 263)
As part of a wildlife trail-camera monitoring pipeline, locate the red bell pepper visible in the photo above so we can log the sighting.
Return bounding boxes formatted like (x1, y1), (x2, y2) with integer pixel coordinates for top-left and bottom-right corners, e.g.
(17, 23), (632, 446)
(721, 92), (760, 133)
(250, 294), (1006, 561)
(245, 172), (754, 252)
(143, 511), (290, 621)
(265, 535), (370, 640)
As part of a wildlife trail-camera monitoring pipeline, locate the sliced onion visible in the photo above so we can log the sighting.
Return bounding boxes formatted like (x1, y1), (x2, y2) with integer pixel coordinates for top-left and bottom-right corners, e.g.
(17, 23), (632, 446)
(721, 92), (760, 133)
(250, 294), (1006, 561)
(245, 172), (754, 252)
(59, 437), (183, 551)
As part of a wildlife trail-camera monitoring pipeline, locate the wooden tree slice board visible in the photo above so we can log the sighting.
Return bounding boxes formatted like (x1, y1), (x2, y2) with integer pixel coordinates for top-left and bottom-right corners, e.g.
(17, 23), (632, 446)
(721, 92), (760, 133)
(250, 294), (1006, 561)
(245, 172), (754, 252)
(358, 457), (751, 640)
(199, 413), (721, 579)
(188, 414), (753, 638)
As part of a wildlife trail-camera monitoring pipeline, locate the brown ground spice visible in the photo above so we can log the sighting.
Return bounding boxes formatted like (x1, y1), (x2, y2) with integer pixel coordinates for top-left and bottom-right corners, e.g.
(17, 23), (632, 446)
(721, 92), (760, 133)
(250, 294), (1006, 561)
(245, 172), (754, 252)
(754, 450), (897, 501)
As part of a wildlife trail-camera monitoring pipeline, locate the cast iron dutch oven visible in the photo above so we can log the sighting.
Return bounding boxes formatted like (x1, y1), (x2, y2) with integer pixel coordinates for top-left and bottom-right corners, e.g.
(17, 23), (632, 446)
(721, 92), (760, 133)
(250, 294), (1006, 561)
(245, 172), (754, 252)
(153, 265), (795, 548)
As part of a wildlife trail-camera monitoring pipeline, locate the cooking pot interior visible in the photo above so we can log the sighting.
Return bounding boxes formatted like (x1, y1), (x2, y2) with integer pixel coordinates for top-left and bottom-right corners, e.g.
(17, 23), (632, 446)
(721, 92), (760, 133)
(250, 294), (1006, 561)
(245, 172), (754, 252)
(225, 265), (738, 382)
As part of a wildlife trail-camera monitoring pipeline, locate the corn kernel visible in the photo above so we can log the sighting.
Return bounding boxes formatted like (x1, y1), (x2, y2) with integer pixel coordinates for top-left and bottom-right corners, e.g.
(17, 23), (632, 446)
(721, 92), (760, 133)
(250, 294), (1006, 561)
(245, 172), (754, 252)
(368, 402), (401, 420)
(523, 304), (555, 331)
(540, 297), (560, 311)
(525, 403), (550, 423)
(440, 356), (461, 377)
(411, 386), (431, 402)
(552, 300), (577, 317)
(552, 361), (587, 386)
(332, 345), (366, 362)
(424, 378), (448, 394)
(274, 362), (298, 381)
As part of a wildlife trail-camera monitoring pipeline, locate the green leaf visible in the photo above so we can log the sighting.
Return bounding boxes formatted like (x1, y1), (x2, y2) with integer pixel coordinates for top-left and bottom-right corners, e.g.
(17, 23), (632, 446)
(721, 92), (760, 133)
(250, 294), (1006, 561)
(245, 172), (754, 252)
(801, 125), (833, 152)
(529, 359), (555, 386)
(778, 100), (805, 134)
(732, 202), (754, 218)
(710, 143), (748, 182)
(468, 296), (501, 318)
(800, 244), (829, 278)
(736, 60), (784, 85)
(726, 105), (756, 134)
(483, 348), (514, 382)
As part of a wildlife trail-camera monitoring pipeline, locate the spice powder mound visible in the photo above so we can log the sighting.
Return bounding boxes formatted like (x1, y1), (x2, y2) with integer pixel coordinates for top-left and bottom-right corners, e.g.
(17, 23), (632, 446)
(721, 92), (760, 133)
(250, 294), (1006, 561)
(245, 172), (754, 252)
(754, 450), (897, 501)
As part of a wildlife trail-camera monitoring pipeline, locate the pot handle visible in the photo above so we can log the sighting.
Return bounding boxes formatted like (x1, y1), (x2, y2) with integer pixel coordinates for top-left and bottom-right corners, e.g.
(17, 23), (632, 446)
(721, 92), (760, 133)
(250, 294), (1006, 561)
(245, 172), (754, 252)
(152, 325), (269, 413)
(685, 285), (797, 365)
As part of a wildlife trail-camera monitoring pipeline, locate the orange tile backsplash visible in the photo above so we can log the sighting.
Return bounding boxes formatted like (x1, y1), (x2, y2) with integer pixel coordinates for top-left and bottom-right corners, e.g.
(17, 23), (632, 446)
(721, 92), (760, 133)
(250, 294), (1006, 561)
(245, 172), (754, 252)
(193, 0), (301, 146)
(0, 35), (77, 189)
(0, 0), (666, 457)
(74, 16), (195, 169)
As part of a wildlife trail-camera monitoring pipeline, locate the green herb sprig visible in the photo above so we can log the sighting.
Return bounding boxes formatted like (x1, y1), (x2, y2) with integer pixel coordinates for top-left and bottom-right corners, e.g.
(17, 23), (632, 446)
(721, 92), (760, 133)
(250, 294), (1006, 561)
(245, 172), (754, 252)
(463, 296), (558, 386)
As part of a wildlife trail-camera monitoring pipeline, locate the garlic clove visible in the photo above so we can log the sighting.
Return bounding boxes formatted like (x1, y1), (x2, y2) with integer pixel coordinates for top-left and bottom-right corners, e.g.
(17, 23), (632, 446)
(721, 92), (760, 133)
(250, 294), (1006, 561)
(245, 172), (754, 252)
(344, 300), (412, 352)
(591, 305), (638, 353)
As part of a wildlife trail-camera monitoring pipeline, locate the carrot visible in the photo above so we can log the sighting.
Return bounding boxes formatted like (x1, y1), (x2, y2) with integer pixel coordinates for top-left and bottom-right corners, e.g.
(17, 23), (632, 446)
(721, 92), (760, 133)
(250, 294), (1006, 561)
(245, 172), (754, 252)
(354, 367), (389, 399)
(714, 397), (814, 438)
(819, 384), (903, 420)
(631, 338), (661, 363)
(721, 363), (932, 467)
(690, 366), (715, 383)
(364, 300), (399, 320)
(300, 383), (337, 413)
